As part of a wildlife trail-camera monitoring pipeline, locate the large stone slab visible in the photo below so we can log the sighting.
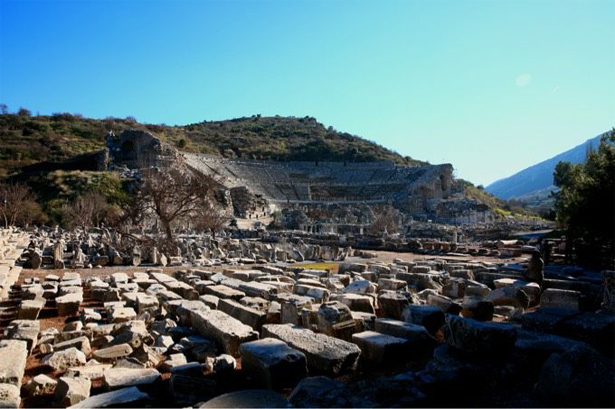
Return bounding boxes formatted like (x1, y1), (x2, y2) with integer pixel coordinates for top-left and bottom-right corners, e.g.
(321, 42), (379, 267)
(444, 315), (517, 356)
(190, 310), (259, 357)
(42, 347), (87, 372)
(0, 340), (28, 386)
(70, 386), (150, 408)
(351, 331), (409, 366)
(55, 376), (91, 406)
(56, 292), (83, 316)
(240, 338), (307, 389)
(218, 298), (267, 331)
(0, 383), (20, 408)
(102, 367), (161, 390)
(92, 344), (133, 360)
(4, 319), (40, 353)
(375, 318), (436, 359)
(261, 324), (361, 376)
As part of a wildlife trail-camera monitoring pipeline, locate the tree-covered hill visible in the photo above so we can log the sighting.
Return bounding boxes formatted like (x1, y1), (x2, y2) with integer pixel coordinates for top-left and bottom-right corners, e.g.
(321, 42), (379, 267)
(0, 109), (424, 178)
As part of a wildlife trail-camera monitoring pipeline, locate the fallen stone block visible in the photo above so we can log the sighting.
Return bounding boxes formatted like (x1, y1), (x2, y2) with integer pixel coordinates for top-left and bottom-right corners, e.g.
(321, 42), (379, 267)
(351, 331), (409, 366)
(102, 367), (161, 390)
(378, 291), (417, 320)
(374, 318), (436, 359)
(25, 374), (58, 396)
(169, 374), (217, 406)
(288, 376), (351, 408)
(190, 309), (259, 357)
(55, 376), (91, 406)
(261, 324), (361, 376)
(42, 347), (87, 372)
(4, 319), (40, 353)
(18, 299), (45, 320)
(92, 343), (133, 361)
(402, 304), (446, 334)
(198, 389), (288, 408)
(0, 383), (20, 408)
(534, 345), (614, 407)
(203, 284), (245, 301)
(540, 288), (581, 311)
(218, 298), (267, 331)
(0, 340), (28, 386)
(54, 336), (91, 357)
(70, 386), (150, 408)
(445, 315), (517, 356)
(240, 338), (308, 389)
(56, 293), (83, 316)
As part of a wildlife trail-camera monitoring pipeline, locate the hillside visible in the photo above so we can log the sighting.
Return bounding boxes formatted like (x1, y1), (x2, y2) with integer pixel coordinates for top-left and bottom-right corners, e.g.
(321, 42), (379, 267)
(0, 111), (424, 178)
(486, 134), (603, 200)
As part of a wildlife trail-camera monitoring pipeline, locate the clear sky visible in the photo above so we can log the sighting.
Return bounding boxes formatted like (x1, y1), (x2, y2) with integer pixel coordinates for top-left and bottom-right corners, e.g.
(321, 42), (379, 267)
(1, 0), (613, 185)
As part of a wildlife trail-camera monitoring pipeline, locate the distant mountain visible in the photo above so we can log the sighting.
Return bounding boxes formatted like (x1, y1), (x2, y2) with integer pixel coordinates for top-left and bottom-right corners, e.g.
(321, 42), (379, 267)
(486, 134), (603, 200)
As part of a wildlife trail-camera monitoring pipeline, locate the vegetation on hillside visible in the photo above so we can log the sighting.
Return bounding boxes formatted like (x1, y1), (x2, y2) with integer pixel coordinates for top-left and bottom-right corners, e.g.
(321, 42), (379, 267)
(0, 108), (423, 179)
(458, 180), (540, 218)
(553, 130), (614, 245)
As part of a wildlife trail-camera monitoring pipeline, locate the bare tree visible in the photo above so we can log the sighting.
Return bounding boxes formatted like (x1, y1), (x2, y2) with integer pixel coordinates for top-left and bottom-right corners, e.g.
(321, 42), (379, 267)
(195, 202), (229, 237)
(368, 206), (401, 235)
(137, 167), (216, 243)
(0, 182), (34, 227)
(17, 200), (47, 227)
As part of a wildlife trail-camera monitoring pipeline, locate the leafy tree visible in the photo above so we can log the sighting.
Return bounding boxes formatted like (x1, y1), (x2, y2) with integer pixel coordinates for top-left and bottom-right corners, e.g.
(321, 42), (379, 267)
(553, 130), (615, 250)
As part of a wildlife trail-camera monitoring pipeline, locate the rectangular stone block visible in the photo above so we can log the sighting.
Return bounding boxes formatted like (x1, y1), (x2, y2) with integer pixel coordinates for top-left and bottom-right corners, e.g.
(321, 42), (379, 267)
(261, 324), (361, 376)
(190, 310), (259, 357)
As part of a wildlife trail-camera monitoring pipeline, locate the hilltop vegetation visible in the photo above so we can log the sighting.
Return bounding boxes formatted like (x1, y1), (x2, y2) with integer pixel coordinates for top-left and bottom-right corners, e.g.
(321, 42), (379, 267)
(0, 108), (423, 178)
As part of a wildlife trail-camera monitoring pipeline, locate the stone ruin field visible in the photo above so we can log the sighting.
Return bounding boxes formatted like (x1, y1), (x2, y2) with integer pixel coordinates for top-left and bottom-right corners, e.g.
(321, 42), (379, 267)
(0, 227), (613, 408)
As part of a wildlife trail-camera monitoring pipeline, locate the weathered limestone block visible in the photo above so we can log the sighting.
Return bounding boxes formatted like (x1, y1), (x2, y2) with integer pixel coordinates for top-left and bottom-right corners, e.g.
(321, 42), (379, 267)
(351, 331), (408, 366)
(343, 279), (377, 294)
(0, 340), (28, 387)
(402, 304), (446, 334)
(190, 310), (259, 357)
(0, 384), (20, 408)
(70, 386), (150, 408)
(540, 289), (581, 311)
(294, 284), (330, 302)
(331, 293), (375, 314)
(218, 298), (267, 331)
(426, 293), (462, 315)
(317, 301), (357, 340)
(280, 297), (312, 325)
(54, 336), (91, 356)
(56, 292), (83, 316)
(261, 324), (361, 376)
(92, 344), (133, 360)
(240, 338), (307, 389)
(485, 286), (530, 309)
(534, 345), (614, 407)
(55, 376), (91, 406)
(109, 307), (137, 323)
(18, 299), (45, 320)
(103, 367), (161, 390)
(374, 318), (436, 359)
(42, 347), (87, 372)
(378, 291), (418, 320)
(444, 315), (517, 356)
(377, 278), (408, 292)
(4, 319), (40, 353)
(203, 285), (245, 301)
(25, 374), (58, 396)
(66, 363), (113, 381)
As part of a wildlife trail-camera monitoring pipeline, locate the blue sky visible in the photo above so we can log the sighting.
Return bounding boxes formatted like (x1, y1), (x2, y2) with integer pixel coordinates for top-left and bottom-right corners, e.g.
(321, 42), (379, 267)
(1, 0), (613, 185)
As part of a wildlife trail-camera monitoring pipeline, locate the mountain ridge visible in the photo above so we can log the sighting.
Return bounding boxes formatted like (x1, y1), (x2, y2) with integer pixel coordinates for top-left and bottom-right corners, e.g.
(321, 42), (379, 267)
(486, 134), (603, 200)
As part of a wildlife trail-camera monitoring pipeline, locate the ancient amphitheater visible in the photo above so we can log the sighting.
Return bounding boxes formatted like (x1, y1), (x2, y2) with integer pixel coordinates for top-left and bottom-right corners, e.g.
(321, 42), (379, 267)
(104, 130), (493, 224)
(184, 154), (453, 205)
